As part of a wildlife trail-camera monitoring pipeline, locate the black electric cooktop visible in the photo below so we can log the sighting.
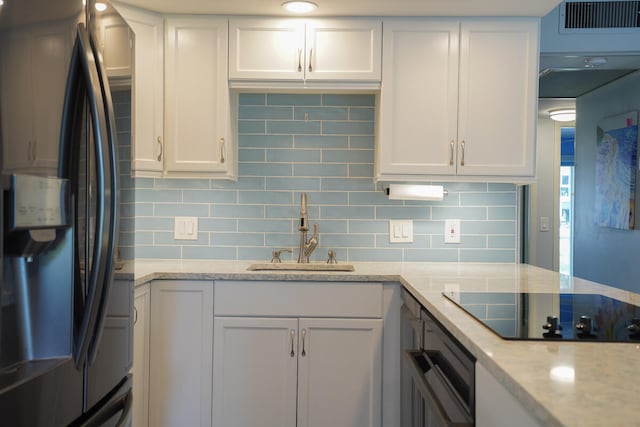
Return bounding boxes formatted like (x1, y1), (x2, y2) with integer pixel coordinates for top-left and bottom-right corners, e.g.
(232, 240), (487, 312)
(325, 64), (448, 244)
(443, 292), (640, 342)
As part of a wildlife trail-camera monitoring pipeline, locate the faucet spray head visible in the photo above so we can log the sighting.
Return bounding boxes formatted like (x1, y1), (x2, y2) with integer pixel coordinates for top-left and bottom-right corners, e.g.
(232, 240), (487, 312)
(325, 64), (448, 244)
(299, 192), (309, 231)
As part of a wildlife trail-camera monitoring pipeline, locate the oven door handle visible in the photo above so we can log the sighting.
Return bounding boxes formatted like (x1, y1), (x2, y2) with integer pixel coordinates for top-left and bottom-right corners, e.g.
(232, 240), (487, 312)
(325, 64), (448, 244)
(404, 350), (472, 427)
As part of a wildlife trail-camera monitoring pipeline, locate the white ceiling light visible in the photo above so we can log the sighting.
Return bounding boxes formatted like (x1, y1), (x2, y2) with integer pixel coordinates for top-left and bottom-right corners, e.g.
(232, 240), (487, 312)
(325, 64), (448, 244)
(549, 109), (576, 122)
(282, 1), (317, 13)
(0, 0), (4, 6)
(95, 1), (107, 11)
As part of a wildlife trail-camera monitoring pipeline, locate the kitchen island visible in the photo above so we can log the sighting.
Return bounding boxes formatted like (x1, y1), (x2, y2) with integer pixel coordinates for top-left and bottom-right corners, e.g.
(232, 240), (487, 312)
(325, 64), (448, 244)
(132, 260), (640, 427)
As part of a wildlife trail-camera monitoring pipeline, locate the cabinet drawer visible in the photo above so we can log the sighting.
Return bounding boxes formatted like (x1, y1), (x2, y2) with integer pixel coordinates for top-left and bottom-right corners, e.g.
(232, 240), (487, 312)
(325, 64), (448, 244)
(214, 281), (382, 318)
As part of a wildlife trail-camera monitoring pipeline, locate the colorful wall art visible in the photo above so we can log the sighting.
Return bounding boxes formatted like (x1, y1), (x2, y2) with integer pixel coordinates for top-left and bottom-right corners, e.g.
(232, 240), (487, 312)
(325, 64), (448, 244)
(594, 112), (638, 230)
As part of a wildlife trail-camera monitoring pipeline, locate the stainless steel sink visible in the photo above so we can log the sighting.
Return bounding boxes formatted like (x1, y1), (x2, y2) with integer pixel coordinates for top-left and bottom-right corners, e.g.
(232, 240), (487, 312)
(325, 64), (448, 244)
(247, 263), (355, 272)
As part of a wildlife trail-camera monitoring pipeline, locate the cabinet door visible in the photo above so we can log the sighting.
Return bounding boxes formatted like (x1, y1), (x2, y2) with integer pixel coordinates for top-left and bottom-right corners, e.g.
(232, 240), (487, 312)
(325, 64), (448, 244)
(457, 19), (538, 177)
(1, 23), (71, 175)
(377, 20), (459, 177)
(31, 24), (71, 173)
(133, 284), (150, 427)
(117, 5), (164, 175)
(165, 17), (231, 177)
(305, 19), (381, 81)
(100, 15), (132, 78)
(0, 29), (34, 173)
(213, 317), (298, 427)
(229, 18), (305, 81)
(476, 363), (542, 427)
(149, 281), (214, 427)
(297, 318), (383, 427)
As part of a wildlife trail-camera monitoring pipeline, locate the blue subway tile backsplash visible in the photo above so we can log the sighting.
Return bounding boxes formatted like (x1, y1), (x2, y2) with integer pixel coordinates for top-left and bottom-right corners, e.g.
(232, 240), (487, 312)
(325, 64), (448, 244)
(122, 92), (517, 262)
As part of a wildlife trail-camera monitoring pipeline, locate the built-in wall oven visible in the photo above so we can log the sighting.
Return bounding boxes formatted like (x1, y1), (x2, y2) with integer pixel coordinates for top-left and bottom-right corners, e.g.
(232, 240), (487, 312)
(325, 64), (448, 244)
(401, 289), (475, 427)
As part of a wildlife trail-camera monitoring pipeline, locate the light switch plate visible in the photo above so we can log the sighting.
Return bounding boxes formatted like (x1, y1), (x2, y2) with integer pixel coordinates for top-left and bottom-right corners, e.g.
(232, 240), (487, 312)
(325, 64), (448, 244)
(540, 216), (550, 232)
(389, 220), (413, 243)
(444, 219), (460, 244)
(174, 216), (198, 240)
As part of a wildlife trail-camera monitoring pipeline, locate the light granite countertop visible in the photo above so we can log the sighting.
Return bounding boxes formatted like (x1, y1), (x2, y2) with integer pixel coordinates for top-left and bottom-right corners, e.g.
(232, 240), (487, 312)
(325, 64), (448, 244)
(132, 260), (640, 427)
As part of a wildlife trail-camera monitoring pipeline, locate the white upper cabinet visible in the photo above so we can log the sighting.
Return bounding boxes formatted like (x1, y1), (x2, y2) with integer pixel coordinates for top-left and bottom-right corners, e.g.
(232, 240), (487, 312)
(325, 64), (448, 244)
(114, 4), (164, 176)
(457, 19), (538, 177)
(377, 18), (539, 182)
(229, 18), (382, 82)
(98, 14), (133, 79)
(378, 20), (460, 177)
(0, 22), (72, 175)
(164, 16), (234, 179)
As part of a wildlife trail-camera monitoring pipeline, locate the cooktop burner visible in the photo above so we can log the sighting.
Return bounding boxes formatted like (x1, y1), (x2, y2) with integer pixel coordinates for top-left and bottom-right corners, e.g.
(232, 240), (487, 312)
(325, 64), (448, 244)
(443, 292), (640, 342)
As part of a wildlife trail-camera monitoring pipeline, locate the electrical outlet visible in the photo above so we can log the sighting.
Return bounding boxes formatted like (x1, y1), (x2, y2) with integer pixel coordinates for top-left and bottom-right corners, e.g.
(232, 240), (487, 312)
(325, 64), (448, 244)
(444, 283), (460, 302)
(444, 219), (460, 244)
(174, 216), (198, 240)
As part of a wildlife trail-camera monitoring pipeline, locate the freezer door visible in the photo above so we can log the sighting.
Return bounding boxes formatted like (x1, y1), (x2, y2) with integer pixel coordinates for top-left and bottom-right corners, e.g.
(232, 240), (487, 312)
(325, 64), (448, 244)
(0, 358), (82, 426)
(87, 280), (133, 409)
(77, 374), (132, 427)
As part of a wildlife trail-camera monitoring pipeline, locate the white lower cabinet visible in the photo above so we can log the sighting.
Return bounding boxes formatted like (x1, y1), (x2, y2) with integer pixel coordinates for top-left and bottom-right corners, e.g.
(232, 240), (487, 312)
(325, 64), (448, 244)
(476, 363), (542, 427)
(149, 281), (214, 427)
(213, 317), (298, 427)
(213, 316), (382, 427)
(296, 318), (382, 427)
(132, 283), (150, 427)
(212, 280), (383, 427)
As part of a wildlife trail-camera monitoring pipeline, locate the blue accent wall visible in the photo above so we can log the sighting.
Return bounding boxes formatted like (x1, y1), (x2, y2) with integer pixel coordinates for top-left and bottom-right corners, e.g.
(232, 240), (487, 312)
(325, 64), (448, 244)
(574, 72), (640, 293)
(121, 93), (518, 262)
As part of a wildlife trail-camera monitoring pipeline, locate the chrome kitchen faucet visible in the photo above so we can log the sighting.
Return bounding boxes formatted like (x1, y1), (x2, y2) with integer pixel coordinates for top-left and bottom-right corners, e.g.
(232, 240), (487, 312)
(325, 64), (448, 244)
(297, 192), (319, 263)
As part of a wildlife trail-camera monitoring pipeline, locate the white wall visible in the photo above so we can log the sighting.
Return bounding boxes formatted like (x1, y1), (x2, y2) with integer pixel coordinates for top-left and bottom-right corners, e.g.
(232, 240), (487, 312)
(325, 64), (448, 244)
(528, 117), (560, 271)
(573, 71), (640, 293)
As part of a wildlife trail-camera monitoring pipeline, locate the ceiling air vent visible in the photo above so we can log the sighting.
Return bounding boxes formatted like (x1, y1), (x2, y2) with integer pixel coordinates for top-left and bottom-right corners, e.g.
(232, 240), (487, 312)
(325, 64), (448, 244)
(561, 0), (640, 32)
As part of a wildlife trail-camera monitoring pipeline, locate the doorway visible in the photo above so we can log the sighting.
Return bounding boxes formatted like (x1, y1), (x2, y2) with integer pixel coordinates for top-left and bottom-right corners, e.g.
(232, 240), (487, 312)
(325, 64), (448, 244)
(559, 127), (575, 275)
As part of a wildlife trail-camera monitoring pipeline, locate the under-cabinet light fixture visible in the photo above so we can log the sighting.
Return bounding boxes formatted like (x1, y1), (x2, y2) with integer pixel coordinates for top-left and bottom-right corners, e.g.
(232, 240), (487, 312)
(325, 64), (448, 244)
(549, 109), (576, 122)
(282, 1), (317, 13)
(95, 1), (107, 11)
(386, 184), (448, 202)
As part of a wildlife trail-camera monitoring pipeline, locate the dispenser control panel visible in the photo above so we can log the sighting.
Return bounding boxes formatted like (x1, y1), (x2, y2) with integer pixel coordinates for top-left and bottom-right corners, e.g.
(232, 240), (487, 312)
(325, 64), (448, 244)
(8, 174), (70, 230)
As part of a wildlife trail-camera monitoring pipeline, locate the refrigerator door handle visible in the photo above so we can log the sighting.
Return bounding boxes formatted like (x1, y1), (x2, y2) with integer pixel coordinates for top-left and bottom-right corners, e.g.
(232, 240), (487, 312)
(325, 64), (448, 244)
(87, 28), (119, 366)
(60, 24), (111, 368)
(77, 375), (132, 427)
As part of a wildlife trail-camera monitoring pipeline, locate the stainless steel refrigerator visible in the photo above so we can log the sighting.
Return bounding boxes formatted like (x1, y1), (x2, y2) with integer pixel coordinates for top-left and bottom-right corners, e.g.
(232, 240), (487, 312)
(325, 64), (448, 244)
(0, 0), (133, 425)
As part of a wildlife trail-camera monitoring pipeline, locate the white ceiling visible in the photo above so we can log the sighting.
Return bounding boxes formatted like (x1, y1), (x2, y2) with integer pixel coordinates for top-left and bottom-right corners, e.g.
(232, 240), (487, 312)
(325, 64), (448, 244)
(115, 0), (562, 17)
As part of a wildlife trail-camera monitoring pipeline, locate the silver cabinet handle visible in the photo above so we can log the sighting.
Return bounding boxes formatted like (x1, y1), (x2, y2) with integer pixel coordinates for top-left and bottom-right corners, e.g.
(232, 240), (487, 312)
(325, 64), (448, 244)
(297, 48), (302, 72)
(301, 328), (307, 357)
(28, 141), (32, 161)
(460, 140), (465, 167)
(290, 329), (296, 357)
(308, 48), (313, 72)
(157, 136), (163, 162)
(133, 306), (138, 325)
(220, 138), (226, 164)
(449, 140), (454, 166)
(32, 140), (37, 161)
